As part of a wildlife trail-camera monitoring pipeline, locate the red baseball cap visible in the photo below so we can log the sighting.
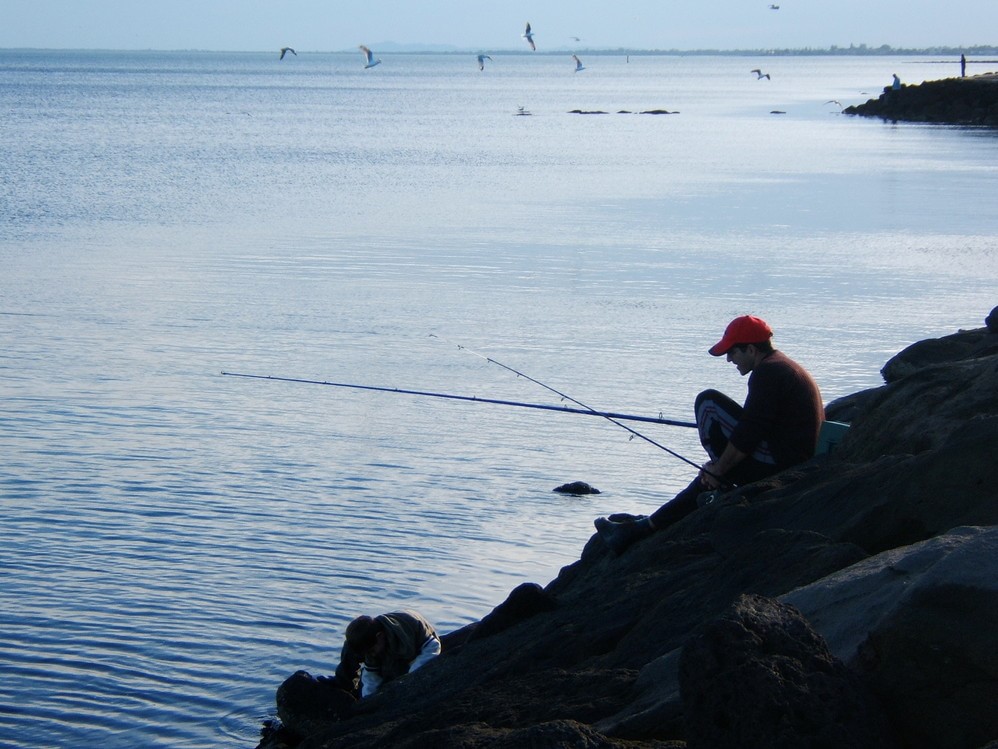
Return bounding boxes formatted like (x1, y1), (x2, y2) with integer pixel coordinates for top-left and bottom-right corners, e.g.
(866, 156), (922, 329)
(709, 315), (773, 356)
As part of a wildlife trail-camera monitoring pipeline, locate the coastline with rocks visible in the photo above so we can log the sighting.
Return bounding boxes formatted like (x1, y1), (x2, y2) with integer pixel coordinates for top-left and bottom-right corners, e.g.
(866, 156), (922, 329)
(844, 72), (998, 127)
(259, 308), (998, 749)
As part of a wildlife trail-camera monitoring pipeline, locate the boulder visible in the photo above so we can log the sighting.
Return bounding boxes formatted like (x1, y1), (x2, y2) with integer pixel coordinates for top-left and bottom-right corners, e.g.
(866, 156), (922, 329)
(880, 325), (998, 383)
(367, 719), (684, 749)
(784, 526), (998, 749)
(839, 354), (998, 460)
(679, 594), (896, 749)
(594, 649), (684, 739)
(467, 582), (558, 642)
(698, 415), (998, 556)
(275, 671), (356, 740)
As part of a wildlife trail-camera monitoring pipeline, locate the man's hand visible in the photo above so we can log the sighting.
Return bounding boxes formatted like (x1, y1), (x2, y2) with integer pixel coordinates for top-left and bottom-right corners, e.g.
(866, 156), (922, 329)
(700, 461), (723, 489)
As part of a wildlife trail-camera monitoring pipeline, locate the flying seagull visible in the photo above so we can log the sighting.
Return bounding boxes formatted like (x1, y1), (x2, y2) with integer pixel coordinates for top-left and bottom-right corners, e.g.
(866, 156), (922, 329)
(477, 54), (492, 71)
(572, 55), (585, 73)
(751, 68), (771, 80)
(522, 22), (536, 51)
(359, 45), (381, 69)
(279, 47), (297, 60)
(569, 36), (581, 42)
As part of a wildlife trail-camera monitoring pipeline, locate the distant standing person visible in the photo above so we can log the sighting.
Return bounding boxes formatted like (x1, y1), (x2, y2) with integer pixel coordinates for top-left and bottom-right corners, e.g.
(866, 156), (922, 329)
(961, 54), (967, 77)
(594, 315), (824, 555)
(334, 610), (441, 698)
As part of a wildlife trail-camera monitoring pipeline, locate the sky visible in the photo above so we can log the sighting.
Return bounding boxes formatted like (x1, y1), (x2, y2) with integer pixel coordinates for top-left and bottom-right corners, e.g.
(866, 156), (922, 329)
(1, 0), (995, 52)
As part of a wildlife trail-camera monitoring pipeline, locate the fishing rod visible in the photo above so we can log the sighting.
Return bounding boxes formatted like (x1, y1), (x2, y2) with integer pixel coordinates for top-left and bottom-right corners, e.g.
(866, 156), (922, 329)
(428, 335), (711, 474)
(219, 371), (696, 428)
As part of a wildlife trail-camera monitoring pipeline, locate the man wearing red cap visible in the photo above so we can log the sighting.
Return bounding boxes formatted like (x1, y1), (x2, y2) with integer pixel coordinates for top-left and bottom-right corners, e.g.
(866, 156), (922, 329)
(595, 315), (824, 555)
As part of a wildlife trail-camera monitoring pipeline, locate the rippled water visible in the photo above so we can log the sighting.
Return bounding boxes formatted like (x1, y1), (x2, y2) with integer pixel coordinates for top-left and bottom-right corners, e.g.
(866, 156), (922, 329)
(1, 50), (996, 747)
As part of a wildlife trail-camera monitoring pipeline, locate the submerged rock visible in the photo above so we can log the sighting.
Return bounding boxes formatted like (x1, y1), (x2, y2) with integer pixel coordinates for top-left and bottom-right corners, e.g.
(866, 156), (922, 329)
(553, 481), (602, 495)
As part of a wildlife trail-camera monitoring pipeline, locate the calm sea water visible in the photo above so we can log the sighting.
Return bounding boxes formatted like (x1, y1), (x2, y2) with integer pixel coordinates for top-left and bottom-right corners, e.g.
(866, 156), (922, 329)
(1, 49), (996, 747)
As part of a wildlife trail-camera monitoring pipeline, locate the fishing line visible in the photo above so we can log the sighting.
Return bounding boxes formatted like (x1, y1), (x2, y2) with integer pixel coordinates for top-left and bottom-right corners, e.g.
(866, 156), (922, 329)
(428, 335), (710, 474)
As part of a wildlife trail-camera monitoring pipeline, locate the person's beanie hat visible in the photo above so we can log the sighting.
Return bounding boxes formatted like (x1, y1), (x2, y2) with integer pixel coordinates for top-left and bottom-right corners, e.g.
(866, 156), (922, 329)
(709, 315), (773, 356)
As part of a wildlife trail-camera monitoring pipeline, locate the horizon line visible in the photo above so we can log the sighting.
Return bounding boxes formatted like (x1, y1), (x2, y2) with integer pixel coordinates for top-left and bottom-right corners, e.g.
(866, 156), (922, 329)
(3, 43), (996, 56)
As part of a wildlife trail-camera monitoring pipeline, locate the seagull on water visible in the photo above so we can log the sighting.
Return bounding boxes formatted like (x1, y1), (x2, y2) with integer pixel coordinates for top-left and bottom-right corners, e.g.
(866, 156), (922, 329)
(572, 55), (585, 73)
(477, 54), (492, 71)
(359, 45), (381, 69)
(279, 47), (297, 60)
(751, 68), (771, 80)
(522, 22), (536, 51)
(769, 4), (780, 9)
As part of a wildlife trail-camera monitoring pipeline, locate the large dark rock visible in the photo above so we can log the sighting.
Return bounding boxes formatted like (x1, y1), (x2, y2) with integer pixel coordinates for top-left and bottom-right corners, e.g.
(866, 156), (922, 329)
(679, 594), (896, 749)
(259, 313), (998, 749)
(880, 325), (998, 383)
(364, 719), (685, 749)
(275, 671), (356, 740)
(840, 353), (998, 460)
(467, 582), (558, 643)
(699, 416), (998, 557)
(785, 526), (998, 749)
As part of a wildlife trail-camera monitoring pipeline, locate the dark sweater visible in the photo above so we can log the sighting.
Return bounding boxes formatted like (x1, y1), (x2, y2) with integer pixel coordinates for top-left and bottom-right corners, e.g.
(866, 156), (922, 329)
(728, 350), (824, 469)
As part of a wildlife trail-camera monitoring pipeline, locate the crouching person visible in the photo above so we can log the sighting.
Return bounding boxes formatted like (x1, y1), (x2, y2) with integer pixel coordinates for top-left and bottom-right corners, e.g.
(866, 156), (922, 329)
(334, 610), (441, 699)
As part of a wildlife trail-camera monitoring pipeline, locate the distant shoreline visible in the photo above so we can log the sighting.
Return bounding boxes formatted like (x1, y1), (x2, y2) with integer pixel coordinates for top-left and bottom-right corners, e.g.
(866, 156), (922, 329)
(3, 45), (997, 57)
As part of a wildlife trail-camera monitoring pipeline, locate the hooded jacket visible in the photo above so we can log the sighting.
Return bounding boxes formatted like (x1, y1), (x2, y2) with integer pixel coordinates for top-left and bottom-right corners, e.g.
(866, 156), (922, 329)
(335, 610), (440, 697)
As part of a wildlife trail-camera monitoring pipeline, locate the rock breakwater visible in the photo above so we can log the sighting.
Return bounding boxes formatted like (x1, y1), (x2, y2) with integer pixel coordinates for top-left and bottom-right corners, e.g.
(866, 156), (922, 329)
(260, 309), (998, 749)
(844, 73), (998, 126)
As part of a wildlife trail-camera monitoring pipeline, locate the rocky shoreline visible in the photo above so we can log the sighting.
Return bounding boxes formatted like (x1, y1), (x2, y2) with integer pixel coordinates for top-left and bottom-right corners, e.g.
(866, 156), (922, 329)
(844, 73), (998, 127)
(260, 308), (998, 749)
